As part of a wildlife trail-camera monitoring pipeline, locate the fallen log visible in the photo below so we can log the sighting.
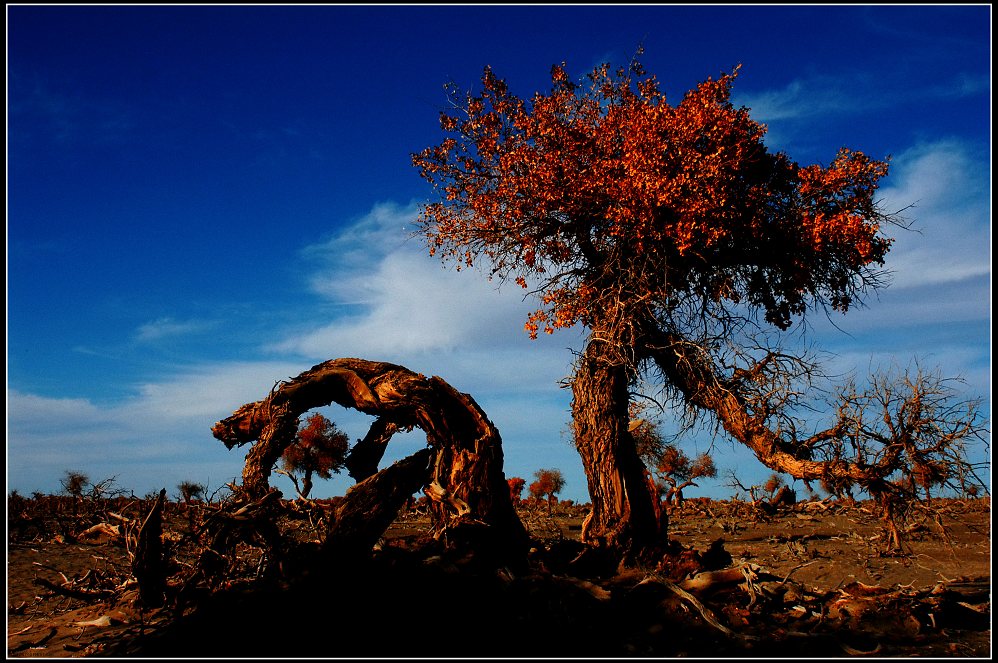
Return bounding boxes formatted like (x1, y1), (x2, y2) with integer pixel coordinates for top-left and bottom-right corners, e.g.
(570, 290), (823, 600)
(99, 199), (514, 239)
(76, 522), (122, 543)
(680, 564), (762, 593)
(639, 572), (761, 644)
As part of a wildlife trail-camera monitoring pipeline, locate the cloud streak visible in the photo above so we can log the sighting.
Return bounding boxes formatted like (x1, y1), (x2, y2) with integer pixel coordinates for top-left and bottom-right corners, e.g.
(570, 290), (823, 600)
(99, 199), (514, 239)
(275, 201), (574, 361)
(736, 71), (988, 125)
(6, 361), (314, 498)
(875, 140), (990, 290)
(136, 317), (219, 343)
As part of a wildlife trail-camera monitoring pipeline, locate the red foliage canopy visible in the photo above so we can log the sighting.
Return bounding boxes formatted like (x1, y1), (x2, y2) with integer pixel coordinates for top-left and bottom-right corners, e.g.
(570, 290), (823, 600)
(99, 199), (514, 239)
(413, 57), (893, 339)
(507, 476), (526, 503)
(282, 413), (349, 480)
(529, 468), (566, 502)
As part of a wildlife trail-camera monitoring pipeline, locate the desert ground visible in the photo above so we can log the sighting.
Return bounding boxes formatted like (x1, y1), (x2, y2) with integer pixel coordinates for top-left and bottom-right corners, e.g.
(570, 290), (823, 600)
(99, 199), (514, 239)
(7, 494), (991, 658)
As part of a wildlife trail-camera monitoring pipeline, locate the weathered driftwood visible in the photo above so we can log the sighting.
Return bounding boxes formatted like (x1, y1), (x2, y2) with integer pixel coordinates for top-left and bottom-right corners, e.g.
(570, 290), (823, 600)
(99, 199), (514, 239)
(680, 564), (761, 593)
(76, 522), (123, 543)
(638, 572), (761, 644)
(211, 358), (529, 561)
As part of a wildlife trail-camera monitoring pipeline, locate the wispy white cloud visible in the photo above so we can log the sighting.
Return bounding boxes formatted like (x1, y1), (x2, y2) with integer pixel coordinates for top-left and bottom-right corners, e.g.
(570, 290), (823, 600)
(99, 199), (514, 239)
(301, 201), (418, 282)
(265, 202), (587, 494)
(736, 76), (865, 124)
(6, 388), (237, 497)
(736, 71), (987, 125)
(127, 361), (314, 424)
(799, 138), (990, 401)
(875, 140), (990, 290)
(136, 317), (219, 343)
(6, 196), (589, 498)
(6, 361), (312, 498)
(7, 391), (109, 432)
(275, 253), (539, 358)
(930, 72), (990, 99)
(275, 201), (565, 360)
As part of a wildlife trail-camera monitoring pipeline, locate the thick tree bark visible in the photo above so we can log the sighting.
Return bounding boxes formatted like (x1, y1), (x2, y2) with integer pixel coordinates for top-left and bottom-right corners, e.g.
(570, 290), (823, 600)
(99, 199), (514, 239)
(237, 409), (300, 499)
(571, 340), (663, 553)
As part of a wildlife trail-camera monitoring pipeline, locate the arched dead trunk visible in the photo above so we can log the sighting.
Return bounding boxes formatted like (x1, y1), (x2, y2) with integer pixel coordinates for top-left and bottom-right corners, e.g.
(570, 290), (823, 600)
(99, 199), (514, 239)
(211, 358), (528, 561)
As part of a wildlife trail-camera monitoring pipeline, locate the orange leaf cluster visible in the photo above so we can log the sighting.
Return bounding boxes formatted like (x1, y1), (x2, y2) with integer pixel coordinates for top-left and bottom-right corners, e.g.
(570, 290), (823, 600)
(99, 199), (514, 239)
(282, 413), (349, 479)
(412, 58), (892, 337)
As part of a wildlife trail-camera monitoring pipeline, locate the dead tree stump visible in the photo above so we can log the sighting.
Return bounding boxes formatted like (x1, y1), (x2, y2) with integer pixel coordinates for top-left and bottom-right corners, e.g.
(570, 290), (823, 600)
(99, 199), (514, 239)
(132, 488), (167, 608)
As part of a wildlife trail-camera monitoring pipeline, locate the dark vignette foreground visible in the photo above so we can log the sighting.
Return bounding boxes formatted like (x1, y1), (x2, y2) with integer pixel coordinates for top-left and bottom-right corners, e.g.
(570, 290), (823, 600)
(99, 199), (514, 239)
(8, 497), (991, 658)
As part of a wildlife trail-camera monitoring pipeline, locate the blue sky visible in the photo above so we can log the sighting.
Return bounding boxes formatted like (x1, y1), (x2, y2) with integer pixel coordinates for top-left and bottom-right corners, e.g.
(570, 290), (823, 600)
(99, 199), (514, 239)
(7, 4), (991, 503)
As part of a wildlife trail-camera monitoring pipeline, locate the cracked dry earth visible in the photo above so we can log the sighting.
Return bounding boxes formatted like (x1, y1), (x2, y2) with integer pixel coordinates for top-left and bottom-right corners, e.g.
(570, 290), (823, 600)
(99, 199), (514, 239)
(7, 498), (991, 658)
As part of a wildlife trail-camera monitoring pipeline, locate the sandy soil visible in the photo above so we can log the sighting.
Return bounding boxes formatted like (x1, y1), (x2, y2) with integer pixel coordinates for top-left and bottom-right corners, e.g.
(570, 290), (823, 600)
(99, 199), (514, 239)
(7, 497), (991, 658)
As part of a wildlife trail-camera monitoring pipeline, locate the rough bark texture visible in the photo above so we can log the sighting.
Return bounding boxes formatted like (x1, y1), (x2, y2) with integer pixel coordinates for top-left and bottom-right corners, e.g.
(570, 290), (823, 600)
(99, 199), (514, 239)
(211, 358), (529, 560)
(571, 341), (662, 552)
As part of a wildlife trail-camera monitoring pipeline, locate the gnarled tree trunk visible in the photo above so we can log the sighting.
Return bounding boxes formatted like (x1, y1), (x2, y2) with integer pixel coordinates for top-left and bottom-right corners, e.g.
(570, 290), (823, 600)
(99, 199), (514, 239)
(326, 448), (434, 558)
(571, 339), (663, 554)
(211, 358), (528, 561)
(345, 416), (401, 482)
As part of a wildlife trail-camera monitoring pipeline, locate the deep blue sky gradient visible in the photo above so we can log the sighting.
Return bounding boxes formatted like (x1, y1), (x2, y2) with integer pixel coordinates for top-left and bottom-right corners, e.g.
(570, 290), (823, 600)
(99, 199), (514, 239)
(7, 4), (991, 501)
